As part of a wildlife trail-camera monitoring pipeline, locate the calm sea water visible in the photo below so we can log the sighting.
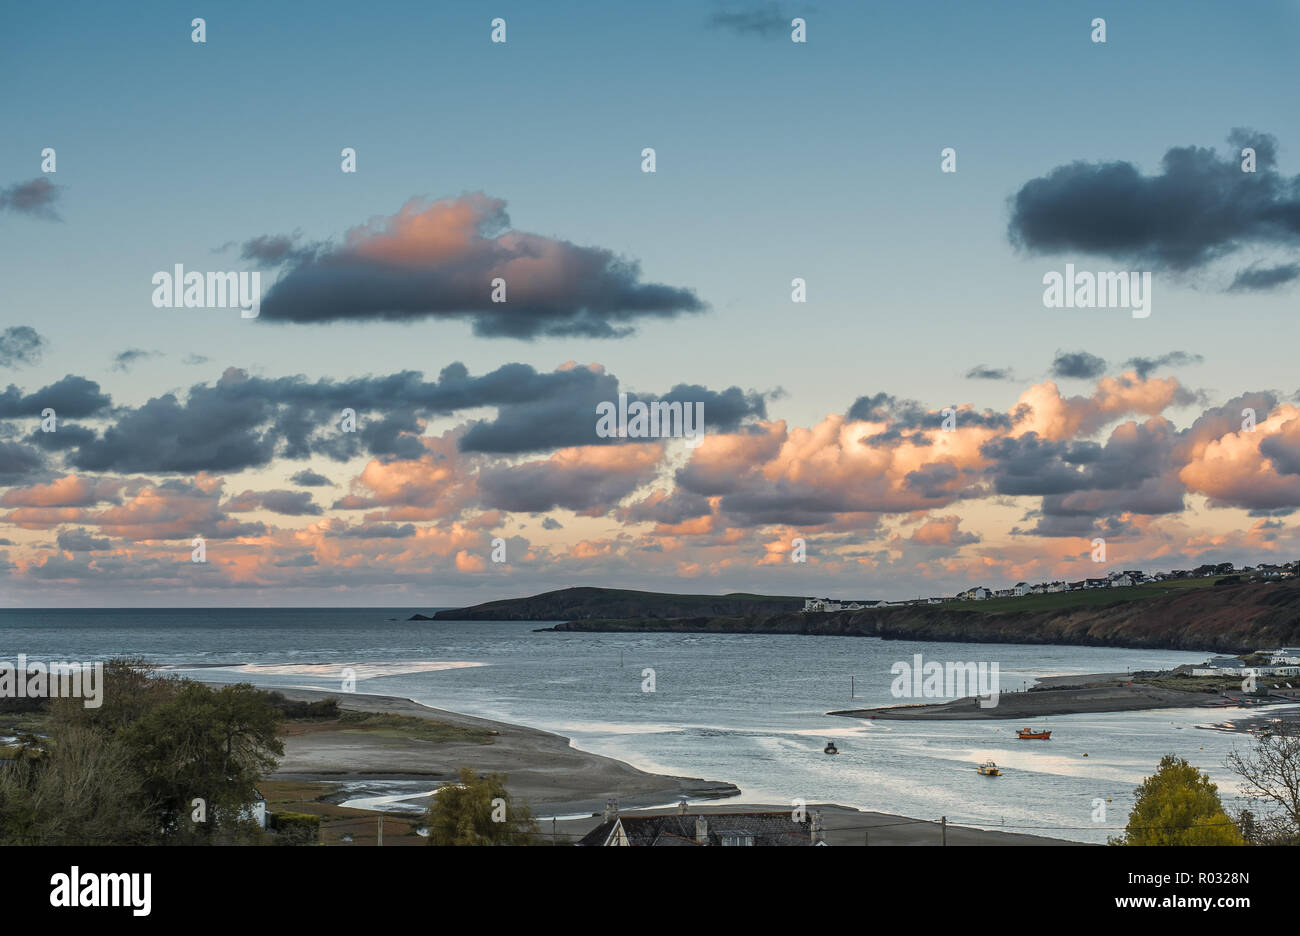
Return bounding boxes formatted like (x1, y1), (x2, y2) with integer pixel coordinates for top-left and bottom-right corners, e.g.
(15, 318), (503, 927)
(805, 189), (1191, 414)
(2, 607), (1284, 843)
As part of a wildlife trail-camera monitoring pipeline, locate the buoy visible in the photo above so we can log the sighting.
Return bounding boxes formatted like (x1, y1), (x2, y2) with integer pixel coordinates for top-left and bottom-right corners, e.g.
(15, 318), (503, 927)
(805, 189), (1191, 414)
(1082, 753), (1088, 757)
(1106, 797), (1112, 802)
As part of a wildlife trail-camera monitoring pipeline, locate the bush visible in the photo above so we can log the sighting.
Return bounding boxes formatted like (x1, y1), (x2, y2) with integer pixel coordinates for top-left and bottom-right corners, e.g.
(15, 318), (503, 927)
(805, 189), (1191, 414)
(271, 811), (320, 845)
(264, 692), (341, 720)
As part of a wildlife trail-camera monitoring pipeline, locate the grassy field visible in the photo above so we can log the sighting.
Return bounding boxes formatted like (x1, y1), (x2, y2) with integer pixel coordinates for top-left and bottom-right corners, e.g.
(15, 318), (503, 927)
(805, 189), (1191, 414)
(258, 779), (428, 846)
(939, 576), (1227, 614)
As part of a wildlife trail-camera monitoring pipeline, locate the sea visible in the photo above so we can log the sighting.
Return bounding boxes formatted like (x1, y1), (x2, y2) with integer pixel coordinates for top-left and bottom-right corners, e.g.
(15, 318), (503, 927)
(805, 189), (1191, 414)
(3, 607), (1286, 844)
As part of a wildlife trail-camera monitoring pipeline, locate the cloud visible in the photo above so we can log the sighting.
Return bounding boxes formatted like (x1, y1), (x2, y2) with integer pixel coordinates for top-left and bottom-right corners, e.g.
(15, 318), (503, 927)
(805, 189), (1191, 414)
(252, 193), (706, 337)
(1228, 262), (1300, 292)
(1181, 405), (1300, 511)
(0, 441), (45, 484)
(1008, 129), (1300, 286)
(707, 2), (795, 37)
(965, 365), (1013, 381)
(111, 349), (162, 372)
(0, 177), (62, 220)
(290, 469), (333, 487)
(226, 489), (323, 516)
(40, 362), (767, 473)
(1121, 351), (1203, 380)
(907, 515), (979, 547)
(56, 528), (111, 552)
(0, 327), (48, 368)
(477, 444), (663, 515)
(1050, 350), (1107, 380)
(0, 375), (112, 419)
(182, 353), (210, 366)
(240, 233), (310, 266)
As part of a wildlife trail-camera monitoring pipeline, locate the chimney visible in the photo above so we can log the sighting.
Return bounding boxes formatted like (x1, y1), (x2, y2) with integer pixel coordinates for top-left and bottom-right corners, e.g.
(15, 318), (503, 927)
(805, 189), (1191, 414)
(603, 798), (618, 824)
(695, 816), (709, 845)
(678, 800), (688, 815)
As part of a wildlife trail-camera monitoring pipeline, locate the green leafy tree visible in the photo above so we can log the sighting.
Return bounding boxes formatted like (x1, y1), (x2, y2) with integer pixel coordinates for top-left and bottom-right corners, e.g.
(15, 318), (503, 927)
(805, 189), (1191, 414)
(50, 657), (179, 735)
(425, 769), (539, 845)
(120, 681), (283, 839)
(1113, 754), (1244, 846)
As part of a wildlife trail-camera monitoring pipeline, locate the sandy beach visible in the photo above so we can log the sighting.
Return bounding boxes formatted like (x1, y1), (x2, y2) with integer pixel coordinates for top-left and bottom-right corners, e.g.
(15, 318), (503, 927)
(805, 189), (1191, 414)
(263, 687), (737, 816)
(829, 670), (1241, 720)
(246, 686), (1077, 845)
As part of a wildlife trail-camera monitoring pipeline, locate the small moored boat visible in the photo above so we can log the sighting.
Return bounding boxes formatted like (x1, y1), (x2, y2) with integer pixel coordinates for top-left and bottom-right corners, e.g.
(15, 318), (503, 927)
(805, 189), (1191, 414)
(976, 761), (1001, 776)
(824, 742), (839, 755)
(1016, 727), (1051, 740)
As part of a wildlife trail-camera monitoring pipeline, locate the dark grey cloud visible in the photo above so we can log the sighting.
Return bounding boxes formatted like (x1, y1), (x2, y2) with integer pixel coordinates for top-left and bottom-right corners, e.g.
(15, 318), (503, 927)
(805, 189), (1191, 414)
(847, 392), (1009, 432)
(1260, 433), (1300, 477)
(0, 327), (48, 368)
(461, 371), (768, 454)
(0, 441), (45, 483)
(540, 516), (564, 530)
(290, 469), (333, 487)
(1050, 350), (1107, 380)
(0, 376), (112, 419)
(226, 489), (323, 516)
(252, 193), (706, 338)
(240, 233), (311, 267)
(56, 529), (111, 552)
(1121, 351), (1203, 380)
(0, 177), (62, 220)
(111, 349), (162, 373)
(31, 362), (765, 473)
(1009, 129), (1300, 286)
(616, 490), (713, 526)
(326, 522), (417, 539)
(965, 365), (1013, 381)
(478, 456), (657, 515)
(1228, 262), (1300, 292)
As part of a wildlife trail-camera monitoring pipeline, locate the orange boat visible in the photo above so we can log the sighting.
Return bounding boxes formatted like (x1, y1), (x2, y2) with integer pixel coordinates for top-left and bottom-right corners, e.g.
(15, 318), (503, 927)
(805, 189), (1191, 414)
(1016, 728), (1051, 740)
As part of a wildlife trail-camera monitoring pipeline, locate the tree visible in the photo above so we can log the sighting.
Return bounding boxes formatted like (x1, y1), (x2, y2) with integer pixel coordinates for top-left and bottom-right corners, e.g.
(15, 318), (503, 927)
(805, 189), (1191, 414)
(1113, 754), (1243, 845)
(1225, 721), (1300, 845)
(425, 769), (539, 845)
(50, 657), (179, 735)
(120, 681), (283, 839)
(0, 727), (154, 845)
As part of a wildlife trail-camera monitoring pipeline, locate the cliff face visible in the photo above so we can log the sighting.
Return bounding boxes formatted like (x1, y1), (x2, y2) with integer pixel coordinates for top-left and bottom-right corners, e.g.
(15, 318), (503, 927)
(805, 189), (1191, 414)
(546, 580), (1300, 653)
(430, 586), (803, 621)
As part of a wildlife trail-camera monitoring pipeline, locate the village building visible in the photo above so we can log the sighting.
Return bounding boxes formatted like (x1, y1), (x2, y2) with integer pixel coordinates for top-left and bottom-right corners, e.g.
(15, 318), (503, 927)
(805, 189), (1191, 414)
(578, 801), (823, 846)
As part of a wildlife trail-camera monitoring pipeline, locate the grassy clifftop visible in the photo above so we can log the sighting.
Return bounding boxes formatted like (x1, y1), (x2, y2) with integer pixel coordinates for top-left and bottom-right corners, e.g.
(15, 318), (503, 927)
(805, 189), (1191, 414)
(540, 578), (1300, 653)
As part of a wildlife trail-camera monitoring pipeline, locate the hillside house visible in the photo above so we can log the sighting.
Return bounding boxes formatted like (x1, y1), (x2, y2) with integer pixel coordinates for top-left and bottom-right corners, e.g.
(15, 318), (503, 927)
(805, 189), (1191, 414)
(578, 803), (822, 846)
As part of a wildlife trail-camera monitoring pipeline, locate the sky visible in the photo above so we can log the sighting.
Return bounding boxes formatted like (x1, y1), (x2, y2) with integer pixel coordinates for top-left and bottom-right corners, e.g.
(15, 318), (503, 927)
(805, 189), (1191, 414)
(2, 0), (1300, 606)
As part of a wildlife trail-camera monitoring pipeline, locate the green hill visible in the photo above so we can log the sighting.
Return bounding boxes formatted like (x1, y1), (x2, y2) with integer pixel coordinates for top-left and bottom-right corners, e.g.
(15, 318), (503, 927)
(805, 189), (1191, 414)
(428, 586), (804, 621)
(538, 578), (1300, 653)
